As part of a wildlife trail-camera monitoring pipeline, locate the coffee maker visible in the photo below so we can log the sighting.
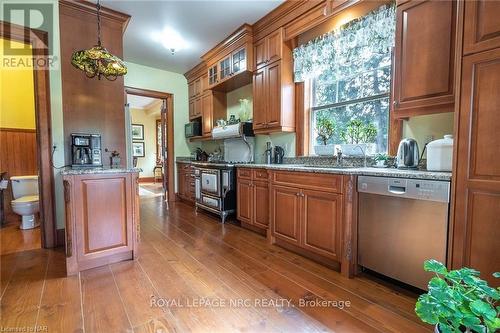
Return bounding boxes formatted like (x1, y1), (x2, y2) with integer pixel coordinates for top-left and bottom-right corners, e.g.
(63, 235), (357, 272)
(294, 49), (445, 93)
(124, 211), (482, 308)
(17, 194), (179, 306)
(71, 134), (102, 168)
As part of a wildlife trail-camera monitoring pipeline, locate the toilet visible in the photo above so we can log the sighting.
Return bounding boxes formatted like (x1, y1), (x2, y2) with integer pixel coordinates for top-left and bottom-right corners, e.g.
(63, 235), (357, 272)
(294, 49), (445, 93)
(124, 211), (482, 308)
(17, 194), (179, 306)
(10, 175), (40, 230)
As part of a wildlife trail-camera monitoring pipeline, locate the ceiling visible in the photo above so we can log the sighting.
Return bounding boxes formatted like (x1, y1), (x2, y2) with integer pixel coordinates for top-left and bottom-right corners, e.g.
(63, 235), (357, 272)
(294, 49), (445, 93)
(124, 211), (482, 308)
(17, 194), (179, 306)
(100, 0), (285, 74)
(127, 94), (159, 109)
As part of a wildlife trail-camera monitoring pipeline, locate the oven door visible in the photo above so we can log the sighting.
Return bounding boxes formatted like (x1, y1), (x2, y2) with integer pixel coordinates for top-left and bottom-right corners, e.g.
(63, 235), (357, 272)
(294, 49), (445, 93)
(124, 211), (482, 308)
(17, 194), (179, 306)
(200, 169), (220, 196)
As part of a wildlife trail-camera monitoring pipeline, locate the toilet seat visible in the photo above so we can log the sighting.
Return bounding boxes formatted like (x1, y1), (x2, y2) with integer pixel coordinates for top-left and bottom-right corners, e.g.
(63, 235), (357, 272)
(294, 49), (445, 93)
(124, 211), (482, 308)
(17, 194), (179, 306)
(11, 195), (39, 206)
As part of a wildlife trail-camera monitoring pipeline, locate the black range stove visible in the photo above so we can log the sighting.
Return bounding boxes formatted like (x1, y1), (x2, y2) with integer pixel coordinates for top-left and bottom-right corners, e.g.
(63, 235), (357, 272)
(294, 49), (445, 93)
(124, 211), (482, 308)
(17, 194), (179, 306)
(193, 161), (240, 223)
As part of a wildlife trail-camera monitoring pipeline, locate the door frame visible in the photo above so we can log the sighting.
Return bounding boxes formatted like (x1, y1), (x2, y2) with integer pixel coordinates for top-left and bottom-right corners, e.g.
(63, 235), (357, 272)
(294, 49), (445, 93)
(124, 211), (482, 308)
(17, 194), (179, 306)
(0, 21), (56, 247)
(125, 86), (176, 202)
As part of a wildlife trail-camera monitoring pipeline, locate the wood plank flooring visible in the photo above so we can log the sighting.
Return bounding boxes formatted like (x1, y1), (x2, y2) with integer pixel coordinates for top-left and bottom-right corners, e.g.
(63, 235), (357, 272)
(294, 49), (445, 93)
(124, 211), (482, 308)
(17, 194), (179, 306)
(0, 197), (429, 332)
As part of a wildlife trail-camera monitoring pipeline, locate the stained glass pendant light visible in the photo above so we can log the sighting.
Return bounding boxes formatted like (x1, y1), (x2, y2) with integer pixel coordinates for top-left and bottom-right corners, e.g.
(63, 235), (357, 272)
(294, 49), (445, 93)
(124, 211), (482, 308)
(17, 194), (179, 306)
(71, 0), (127, 81)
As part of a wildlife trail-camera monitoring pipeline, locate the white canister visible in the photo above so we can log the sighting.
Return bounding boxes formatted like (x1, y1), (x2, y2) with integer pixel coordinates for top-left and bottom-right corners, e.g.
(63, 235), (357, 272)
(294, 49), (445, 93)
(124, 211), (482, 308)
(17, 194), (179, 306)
(426, 135), (454, 171)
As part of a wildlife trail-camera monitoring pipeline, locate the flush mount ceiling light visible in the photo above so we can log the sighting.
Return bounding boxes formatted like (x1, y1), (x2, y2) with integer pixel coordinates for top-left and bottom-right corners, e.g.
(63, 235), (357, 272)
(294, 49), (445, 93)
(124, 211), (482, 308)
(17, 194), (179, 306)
(153, 27), (188, 55)
(71, 0), (127, 81)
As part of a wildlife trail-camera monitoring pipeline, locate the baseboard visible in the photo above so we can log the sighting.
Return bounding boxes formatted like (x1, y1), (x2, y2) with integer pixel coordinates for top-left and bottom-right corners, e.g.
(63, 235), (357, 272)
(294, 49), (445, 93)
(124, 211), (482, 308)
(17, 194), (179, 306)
(138, 177), (155, 183)
(56, 228), (65, 247)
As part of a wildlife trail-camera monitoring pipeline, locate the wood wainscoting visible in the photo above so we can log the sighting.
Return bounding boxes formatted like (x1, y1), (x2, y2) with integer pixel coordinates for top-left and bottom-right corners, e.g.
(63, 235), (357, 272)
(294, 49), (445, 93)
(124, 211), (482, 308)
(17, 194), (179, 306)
(0, 127), (38, 218)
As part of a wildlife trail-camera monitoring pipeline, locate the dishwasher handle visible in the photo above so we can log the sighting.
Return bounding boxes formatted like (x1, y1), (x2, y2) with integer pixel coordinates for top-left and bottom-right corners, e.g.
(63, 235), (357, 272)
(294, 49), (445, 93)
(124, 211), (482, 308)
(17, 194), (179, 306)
(388, 185), (406, 194)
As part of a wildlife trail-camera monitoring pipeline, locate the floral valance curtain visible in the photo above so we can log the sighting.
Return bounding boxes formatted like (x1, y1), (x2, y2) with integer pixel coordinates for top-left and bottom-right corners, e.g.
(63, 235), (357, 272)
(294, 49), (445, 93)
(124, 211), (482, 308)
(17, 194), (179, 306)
(293, 3), (396, 83)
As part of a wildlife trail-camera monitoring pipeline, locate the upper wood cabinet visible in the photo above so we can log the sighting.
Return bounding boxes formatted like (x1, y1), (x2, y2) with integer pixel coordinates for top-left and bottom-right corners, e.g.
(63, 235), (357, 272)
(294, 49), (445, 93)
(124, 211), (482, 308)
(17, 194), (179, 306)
(185, 62), (207, 121)
(202, 24), (254, 92)
(392, 0), (457, 117)
(254, 28), (283, 69)
(201, 91), (226, 137)
(463, 1), (500, 55)
(452, 48), (500, 287)
(252, 60), (295, 134)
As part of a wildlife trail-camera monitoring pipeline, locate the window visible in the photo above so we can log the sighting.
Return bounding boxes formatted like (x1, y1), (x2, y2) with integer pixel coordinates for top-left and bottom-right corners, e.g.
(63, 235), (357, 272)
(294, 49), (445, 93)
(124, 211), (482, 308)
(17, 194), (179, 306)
(293, 3), (396, 155)
(310, 55), (391, 153)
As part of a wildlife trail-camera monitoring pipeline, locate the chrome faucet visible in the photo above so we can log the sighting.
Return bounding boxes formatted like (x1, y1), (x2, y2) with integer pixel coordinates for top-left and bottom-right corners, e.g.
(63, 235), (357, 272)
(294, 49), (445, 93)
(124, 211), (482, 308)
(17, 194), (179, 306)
(336, 147), (343, 166)
(353, 144), (367, 167)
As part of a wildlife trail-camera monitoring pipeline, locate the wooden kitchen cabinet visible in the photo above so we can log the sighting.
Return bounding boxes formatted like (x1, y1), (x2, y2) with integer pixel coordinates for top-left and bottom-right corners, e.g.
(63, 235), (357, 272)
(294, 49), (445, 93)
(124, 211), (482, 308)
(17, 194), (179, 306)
(270, 171), (347, 264)
(253, 181), (269, 229)
(254, 28), (283, 69)
(452, 48), (500, 287)
(392, 0), (457, 117)
(62, 171), (140, 275)
(201, 91), (226, 137)
(463, 1), (500, 55)
(236, 168), (269, 232)
(236, 178), (252, 224)
(271, 185), (301, 245)
(176, 162), (195, 203)
(202, 24), (254, 92)
(302, 189), (342, 261)
(252, 60), (295, 133)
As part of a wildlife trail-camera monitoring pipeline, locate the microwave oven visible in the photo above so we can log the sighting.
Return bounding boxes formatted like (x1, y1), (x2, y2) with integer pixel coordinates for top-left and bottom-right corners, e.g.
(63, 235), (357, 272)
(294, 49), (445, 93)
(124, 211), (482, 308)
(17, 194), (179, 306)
(185, 121), (201, 138)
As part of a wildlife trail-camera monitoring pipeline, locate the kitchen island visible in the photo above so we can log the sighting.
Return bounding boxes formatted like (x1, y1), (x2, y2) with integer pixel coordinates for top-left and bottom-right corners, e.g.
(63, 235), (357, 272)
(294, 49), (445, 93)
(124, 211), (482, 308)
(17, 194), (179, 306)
(61, 167), (141, 275)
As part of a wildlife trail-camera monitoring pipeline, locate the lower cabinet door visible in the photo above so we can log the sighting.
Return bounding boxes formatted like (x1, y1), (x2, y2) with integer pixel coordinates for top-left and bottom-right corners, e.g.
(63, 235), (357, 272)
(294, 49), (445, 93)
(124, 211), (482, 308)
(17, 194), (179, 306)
(74, 174), (134, 265)
(301, 189), (342, 261)
(271, 185), (301, 245)
(237, 179), (252, 224)
(253, 181), (269, 229)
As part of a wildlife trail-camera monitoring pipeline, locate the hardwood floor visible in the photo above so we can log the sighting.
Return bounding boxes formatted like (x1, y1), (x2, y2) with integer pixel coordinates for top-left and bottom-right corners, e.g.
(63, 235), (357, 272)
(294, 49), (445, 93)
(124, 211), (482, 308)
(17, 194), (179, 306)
(0, 219), (41, 255)
(0, 197), (429, 332)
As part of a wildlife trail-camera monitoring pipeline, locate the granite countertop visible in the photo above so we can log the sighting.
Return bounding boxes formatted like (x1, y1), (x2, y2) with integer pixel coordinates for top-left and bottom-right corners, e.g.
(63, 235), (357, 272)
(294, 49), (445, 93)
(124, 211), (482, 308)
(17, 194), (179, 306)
(60, 167), (142, 176)
(175, 157), (452, 181)
(236, 164), (452, 181)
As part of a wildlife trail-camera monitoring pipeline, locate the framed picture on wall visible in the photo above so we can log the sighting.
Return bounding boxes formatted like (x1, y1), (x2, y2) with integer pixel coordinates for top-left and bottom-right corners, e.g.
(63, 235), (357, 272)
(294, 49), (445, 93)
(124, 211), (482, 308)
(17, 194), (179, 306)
(131, 124), (144, 140)
(132, 141), (145, 157)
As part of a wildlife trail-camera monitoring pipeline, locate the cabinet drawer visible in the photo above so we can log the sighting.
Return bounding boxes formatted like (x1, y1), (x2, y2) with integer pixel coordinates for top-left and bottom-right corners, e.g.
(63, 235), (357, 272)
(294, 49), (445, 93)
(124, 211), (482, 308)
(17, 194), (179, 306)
(272, 171), (343, 193)
(253, 169), (268, 180)
(237, 168), (252, 179)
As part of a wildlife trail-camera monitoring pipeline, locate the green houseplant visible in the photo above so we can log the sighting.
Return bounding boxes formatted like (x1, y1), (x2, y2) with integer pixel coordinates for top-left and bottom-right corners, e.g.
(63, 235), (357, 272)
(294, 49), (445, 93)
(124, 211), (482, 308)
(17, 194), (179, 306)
(314, 116), (336, 156)
(373, 153), (389, 167)
(340, 119), (378, 156)
(415, 259), (500, 333)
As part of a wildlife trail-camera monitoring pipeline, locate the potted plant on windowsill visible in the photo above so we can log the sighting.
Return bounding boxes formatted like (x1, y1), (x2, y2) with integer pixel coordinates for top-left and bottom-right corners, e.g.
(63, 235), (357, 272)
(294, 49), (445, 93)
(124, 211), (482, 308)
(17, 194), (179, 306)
(415, 259), (500, 333)
(340, 119), (377, 156)
(314, 116), (336, 156)
(373, 153), (389, 167)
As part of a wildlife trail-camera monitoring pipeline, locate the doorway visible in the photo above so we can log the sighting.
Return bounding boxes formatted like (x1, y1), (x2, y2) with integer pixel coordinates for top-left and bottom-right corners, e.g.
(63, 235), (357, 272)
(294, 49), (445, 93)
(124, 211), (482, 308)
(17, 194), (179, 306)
(125, 87), (175, 202)
(0, 22), (56, 250)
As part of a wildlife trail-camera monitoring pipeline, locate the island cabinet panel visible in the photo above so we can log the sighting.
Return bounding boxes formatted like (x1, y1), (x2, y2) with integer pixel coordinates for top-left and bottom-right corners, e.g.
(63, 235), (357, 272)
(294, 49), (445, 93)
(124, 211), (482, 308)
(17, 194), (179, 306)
(463, 0), (500, 55)
(392, 0), (457, 117)
(271, 185), (301, 245)
(301, 189), (342, 261)
(452, 48), (500, 287)
(63, 171), (140, 276)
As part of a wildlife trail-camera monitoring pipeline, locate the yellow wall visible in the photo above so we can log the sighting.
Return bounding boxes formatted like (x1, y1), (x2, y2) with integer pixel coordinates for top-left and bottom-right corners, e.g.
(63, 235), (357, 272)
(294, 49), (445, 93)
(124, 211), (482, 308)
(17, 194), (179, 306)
(130, 105), (161, 178)
(0, 38), (36, 129)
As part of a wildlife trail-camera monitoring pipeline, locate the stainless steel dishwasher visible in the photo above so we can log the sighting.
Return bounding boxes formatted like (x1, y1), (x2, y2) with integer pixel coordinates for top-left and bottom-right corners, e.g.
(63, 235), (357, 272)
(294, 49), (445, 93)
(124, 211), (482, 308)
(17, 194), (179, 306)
(357, 176), (450, 290)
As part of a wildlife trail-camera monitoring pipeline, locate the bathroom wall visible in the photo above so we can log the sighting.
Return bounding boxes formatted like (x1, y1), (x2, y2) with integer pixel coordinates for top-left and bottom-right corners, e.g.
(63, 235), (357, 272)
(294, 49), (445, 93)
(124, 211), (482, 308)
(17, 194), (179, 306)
(402, 112), (454, 157)
(130, 106), (161, 178)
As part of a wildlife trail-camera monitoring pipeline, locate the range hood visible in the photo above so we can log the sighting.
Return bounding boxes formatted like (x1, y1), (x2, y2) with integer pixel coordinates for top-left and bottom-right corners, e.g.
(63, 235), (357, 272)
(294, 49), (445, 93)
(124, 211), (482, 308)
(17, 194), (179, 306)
(211, 122), (254, 140)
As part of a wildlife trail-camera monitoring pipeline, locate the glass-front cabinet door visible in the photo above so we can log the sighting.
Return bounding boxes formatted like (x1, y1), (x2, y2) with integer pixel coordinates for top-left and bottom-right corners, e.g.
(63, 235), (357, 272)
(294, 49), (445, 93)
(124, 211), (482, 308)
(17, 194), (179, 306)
(208, 64), (218, 86)
(219, 55), (232, 81)
(232, 47), (247, 74)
